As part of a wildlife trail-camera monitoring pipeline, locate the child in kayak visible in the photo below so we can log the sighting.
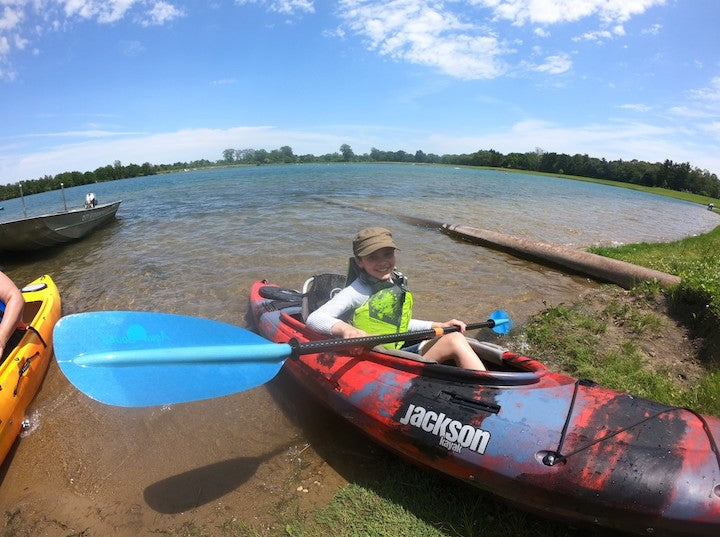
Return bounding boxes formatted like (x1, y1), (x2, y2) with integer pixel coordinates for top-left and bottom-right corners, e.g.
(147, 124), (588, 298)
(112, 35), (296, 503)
(306, 227), (487, 370)
(0, 271), (24, 360)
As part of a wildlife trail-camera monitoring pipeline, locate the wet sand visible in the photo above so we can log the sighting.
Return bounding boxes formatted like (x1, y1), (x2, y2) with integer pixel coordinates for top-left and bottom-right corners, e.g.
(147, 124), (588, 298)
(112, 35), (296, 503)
(2, 364), (370, 536)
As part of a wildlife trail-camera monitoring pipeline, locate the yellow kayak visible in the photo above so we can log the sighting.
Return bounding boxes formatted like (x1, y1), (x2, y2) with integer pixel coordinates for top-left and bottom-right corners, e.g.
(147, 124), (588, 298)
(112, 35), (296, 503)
(0, 275), (61, 465)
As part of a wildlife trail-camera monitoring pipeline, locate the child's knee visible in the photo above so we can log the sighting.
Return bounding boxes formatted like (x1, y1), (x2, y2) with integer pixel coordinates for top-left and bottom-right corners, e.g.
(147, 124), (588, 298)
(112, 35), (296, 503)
(444, 332), (466, 346)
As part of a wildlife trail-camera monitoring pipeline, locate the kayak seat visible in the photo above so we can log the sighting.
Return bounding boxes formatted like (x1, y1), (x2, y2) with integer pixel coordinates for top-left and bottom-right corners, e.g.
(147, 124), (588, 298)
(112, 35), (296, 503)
(465, 339), (505, 366)
(301, 273), (346, 321)
(374, 339), (505, 366)
(374, 345), (438, 363)
(258, 286), (303, 306)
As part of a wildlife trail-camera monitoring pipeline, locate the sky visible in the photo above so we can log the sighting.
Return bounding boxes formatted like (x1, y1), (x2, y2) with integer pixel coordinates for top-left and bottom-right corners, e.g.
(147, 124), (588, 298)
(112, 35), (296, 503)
(1, 0), (719, 184)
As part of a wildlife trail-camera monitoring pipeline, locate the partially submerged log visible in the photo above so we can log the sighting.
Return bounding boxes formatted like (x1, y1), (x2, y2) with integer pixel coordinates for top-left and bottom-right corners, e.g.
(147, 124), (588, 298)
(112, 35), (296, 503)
(442, 223), (680, 289)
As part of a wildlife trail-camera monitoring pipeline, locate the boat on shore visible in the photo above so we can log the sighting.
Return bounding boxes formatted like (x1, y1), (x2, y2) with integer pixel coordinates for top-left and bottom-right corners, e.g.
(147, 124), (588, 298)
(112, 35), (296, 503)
(0, 275), (61, 465)
(0, 200), (121, 253)
(248, 276), (720, 537)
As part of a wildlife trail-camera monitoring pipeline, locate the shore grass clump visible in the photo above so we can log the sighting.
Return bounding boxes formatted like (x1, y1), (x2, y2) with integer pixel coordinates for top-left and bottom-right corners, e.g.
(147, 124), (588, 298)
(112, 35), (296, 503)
(589, 225), (720, 337)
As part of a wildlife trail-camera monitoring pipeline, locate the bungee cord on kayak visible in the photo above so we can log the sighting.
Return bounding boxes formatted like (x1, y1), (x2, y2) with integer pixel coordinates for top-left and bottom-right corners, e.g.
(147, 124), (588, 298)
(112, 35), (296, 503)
(544, 378), (720, 479)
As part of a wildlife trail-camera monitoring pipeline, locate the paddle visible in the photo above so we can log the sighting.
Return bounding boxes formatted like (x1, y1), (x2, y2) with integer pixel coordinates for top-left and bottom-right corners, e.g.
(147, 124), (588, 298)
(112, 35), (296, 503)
(54, 309), (511, 408)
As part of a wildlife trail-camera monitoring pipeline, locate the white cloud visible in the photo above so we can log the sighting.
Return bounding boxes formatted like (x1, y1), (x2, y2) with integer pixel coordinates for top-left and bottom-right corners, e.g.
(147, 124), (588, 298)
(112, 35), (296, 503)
(142, 1), (185, 26)
(1, 0), (666, 83)
(62, 0), (139, 24)
(473, 0), (667, 26)
(668, 77), (720, 122)
(423, 117), (719, 172)
(234, 0), (315, 15)
(57, 0), (185, 25)
(619, 103), (652, 113)
(690, 76), (720, 104)
(14, 33), (28, 50)
(641, 23), (662, 36)
(333, 0), (664, 80)
(0, 6), (22, 32)
(0, 126), (348, 182)
(338, 0), (507, 80)
(668, 105), (712, 119)
(574, 29), (612, 42)
(210, 78), (237, 86)
(0, 1), (184, 79)
(701, 121), (720, 138)
(119, 39), (146, 56)
(16, 129), (143, 139)
(531, 53), (571, 74)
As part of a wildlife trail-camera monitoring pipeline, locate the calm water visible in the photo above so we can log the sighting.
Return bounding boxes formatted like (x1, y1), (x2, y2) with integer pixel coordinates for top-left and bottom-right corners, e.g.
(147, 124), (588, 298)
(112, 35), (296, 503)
(2, 164), (716, 322)
(1, 164), (718, 534)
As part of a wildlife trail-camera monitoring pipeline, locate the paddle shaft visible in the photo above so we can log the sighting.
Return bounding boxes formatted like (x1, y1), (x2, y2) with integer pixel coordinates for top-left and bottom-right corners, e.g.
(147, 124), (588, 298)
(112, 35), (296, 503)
(289, 319), (501, 357)
(69, 317), (508, 367)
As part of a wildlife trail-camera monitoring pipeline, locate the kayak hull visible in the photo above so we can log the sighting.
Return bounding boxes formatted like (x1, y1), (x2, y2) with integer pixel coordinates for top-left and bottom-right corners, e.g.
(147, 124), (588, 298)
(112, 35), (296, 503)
(0, 275), (61, 466)
(249, 279), (720, 536)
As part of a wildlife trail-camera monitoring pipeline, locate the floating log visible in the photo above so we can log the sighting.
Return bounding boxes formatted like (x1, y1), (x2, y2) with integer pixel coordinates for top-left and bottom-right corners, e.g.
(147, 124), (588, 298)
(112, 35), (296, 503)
(442, 224), (680, 289)
(320, 199), (681, 289)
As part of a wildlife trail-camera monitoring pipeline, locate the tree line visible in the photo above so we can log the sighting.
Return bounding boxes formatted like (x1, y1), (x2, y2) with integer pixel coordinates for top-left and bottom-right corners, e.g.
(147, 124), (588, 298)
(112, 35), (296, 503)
(222, 144), (720, 198)
(2, 145), (718, 202)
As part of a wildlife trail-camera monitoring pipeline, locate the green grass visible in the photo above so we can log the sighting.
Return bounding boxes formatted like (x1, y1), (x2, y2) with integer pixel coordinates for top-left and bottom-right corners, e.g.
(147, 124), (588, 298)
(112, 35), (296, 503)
(522, 223), (720, 416)
(590, 225), (720, 329)
(521, 300), (692, 409)
(287, 455), (586, 537)
(490, 166), (720, 208)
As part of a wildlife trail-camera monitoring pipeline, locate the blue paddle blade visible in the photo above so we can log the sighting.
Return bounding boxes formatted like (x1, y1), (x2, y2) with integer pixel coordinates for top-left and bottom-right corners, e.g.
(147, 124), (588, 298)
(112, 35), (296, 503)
(53, 312), (290, 407)
(489, 309), (513, 334)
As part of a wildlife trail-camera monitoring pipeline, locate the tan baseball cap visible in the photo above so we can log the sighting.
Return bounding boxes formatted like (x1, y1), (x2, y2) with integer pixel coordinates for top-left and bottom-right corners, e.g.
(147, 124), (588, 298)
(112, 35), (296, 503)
(352, 227), (398, 257)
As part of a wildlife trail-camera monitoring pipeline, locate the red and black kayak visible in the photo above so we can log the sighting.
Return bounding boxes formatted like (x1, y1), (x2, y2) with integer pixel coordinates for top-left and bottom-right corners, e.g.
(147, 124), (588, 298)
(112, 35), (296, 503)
(249, 278), (720, 537)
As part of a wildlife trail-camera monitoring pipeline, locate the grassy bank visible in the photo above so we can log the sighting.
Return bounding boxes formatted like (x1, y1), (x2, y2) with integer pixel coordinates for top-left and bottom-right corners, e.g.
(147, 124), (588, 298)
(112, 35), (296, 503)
(486, 166), (720, 209)
(590, 224), (720, 345)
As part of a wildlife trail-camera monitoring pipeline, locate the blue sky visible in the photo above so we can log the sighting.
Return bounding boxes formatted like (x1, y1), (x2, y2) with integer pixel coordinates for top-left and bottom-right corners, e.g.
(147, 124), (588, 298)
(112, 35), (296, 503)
(1, 0), (719, 184)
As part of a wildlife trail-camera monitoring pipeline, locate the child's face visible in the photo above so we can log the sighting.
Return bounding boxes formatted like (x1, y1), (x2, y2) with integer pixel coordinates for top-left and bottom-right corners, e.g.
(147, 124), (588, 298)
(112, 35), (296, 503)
(356, 247), (396, 281)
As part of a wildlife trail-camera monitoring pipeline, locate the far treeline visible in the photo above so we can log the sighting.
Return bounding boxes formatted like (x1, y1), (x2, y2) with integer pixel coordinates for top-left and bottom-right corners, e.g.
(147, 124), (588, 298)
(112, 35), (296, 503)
(1, 145), (719, 202)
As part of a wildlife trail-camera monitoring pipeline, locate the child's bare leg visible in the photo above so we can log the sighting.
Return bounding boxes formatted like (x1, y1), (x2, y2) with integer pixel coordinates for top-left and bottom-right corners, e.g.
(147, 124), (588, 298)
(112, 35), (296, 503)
(422, 332), (486, 371)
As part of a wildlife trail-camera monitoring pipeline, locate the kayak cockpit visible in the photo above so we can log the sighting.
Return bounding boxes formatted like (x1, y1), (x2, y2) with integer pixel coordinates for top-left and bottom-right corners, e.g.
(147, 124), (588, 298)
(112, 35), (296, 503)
(257, 279), (548, 386)
(275, 309), (547, 386)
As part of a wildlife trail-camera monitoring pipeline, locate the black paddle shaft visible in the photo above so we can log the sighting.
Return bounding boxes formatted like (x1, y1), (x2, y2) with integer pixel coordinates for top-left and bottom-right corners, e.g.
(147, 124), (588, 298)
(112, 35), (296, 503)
(288, 320), (497, 357)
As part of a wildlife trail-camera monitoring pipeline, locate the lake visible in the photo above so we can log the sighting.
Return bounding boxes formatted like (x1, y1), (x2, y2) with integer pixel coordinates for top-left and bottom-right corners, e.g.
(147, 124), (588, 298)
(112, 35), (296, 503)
(1, 163), (717, 535)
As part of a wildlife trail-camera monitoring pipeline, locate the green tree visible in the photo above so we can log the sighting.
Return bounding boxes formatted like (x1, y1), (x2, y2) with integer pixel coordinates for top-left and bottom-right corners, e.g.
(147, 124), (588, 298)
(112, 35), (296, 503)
(340, 144), (354, 161)
(222, 148), (236, 162)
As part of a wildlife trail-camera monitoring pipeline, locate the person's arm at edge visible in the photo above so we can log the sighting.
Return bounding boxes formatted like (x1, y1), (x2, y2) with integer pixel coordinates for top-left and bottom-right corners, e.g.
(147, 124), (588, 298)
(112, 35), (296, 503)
(0, 272), (23, 354)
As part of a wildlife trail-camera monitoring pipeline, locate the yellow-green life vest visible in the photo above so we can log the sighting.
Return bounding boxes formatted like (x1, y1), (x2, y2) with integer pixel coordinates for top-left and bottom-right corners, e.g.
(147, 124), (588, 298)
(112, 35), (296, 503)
(352, 283), (413, 349)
